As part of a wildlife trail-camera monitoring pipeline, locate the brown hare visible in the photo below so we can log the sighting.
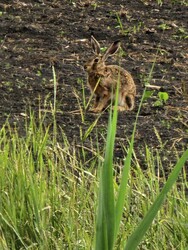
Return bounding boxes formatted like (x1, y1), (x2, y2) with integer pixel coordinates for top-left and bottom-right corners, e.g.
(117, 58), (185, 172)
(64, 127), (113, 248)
(84, 36), (136, 113)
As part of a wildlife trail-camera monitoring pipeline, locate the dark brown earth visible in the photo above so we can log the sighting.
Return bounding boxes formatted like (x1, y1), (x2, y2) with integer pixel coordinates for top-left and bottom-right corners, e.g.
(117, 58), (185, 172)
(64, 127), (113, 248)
(0, 0), (187, 170)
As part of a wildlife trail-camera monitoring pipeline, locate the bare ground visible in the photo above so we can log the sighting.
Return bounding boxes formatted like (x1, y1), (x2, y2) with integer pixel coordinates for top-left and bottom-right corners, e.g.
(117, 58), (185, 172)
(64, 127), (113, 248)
(0, 0), (188, 171)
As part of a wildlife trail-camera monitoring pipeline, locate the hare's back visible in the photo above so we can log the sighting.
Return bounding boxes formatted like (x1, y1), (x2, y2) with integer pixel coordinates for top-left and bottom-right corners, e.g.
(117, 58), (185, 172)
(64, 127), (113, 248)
(107, 65), (135, 86)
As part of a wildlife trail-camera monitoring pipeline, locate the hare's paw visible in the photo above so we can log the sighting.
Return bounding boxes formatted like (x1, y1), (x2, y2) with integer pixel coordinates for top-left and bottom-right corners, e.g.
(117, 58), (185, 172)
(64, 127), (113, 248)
(112, 106), (127, 112)
(89, 107), (100, 113)
(92, 107), (102, 113)
(117, 106), (126, 111)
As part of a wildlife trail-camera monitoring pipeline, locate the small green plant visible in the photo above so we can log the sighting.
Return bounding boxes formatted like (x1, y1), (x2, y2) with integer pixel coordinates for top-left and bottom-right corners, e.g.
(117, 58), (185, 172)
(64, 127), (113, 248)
(143, 90), (155, 102)
(158, 23), (171, 31)
(157, 0), (163, 5)
(132, 21), (143, 34)
(115, 13), (143, 36)
(36, 70), (42, 77)
(91, 2), (98, 10)
(171, 0), (188, 5)
(142, 89), (169, 107)
(154, 91), (169, 106)
(100, 46), (107, 53)
(175, 27), (188, 40)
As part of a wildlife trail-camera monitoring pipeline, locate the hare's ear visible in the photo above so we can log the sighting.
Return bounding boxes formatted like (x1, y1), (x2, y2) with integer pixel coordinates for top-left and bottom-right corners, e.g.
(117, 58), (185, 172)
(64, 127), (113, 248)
(102, 40), (121, 61)
(91, 36), (100, 55)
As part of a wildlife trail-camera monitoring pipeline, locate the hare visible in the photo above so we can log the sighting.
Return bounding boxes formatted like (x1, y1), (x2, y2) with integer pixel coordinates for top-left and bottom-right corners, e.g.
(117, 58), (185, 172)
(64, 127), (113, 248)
(84, 36), (136, 113)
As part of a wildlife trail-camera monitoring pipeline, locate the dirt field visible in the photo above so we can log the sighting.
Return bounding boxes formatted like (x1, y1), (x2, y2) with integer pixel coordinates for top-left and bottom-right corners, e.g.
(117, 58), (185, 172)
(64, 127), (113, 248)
(0, 0), (187, 169)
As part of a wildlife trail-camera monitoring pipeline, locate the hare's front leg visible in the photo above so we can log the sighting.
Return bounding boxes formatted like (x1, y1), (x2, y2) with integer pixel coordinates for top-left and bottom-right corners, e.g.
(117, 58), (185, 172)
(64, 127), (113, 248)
(93, 95), (100, 108)
(89, 95), (100, 112)
(92, 93), (111, 113)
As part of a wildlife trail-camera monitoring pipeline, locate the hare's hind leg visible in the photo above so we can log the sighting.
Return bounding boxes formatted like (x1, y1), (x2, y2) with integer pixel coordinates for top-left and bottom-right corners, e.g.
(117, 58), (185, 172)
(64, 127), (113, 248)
(117, 106), (127, 111)
(125, 95), (135, 110)
(114, 93), (135, 111)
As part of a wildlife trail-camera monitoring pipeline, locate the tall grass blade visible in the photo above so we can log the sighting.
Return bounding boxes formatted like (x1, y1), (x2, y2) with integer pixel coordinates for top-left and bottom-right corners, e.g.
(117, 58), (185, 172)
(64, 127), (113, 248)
(114, 137), (134, 240)
(102, 113), (116, 249)
(95, 170), (108, 250)
(95, 79), (119, 250)
(124, 148), (188, 250)
(83, 116), (100, 141)
(52, 65), (57, 145)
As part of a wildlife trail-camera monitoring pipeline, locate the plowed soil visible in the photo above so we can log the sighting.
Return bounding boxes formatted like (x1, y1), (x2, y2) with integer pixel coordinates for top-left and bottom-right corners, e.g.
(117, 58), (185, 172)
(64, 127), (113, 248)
(0, 0), (187, 169)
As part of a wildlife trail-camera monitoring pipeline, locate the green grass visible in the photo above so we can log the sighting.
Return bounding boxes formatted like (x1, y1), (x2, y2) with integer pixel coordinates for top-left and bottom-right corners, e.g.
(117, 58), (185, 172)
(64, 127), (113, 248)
(0, 107), (187, 249)
(0, 66), (188, 249)
(94, 84), (188, 249)
(0, 113), (97, 249)
(0, 105), (187, 250)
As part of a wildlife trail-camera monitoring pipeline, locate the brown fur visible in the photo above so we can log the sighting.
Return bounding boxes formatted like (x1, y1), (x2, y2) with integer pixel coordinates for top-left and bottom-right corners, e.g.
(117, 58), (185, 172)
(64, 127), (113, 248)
(84, 36), (136, 112)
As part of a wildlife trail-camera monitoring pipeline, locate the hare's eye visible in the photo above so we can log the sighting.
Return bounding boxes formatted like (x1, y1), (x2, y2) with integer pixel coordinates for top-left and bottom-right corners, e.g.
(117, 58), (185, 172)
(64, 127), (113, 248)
(94, 58), (99, 63)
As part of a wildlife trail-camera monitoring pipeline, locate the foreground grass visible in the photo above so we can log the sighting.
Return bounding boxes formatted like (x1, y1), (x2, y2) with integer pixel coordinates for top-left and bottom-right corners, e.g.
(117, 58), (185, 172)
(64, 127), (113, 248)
(0, 114), (97, 249)
(94, 86), (188, 249)
(0, 109), (187, 249)
(0, 69), (188, 249)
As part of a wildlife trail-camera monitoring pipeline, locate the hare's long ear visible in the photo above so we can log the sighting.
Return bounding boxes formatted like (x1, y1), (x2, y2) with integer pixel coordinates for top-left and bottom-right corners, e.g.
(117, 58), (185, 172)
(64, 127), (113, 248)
(102, 40), (121, 61)
(91, 36), (100, 55)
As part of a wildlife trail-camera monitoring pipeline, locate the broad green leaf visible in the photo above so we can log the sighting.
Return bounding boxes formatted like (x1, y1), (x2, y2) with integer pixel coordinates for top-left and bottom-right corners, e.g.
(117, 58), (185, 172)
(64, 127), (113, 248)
(124, 149), (188, 250)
